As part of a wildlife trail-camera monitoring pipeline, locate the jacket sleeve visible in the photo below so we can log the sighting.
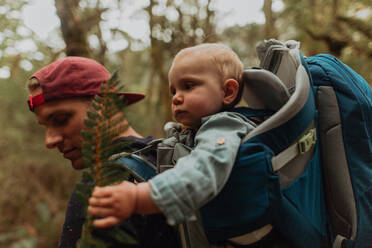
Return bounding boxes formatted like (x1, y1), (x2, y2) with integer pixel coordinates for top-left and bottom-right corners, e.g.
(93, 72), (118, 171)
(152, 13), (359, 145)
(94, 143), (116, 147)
(149, 112), (254, 225)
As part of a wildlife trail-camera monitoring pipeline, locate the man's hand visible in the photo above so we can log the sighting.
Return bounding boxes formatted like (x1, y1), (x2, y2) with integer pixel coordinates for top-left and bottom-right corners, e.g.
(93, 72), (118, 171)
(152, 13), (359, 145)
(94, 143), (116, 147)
(88, 181), (160, 228)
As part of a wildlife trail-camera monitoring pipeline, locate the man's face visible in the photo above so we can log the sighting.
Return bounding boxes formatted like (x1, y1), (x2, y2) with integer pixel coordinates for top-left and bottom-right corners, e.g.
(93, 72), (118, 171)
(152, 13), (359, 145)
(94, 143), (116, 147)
(168, 51), (225, 128)
(32, 88), (91, 170)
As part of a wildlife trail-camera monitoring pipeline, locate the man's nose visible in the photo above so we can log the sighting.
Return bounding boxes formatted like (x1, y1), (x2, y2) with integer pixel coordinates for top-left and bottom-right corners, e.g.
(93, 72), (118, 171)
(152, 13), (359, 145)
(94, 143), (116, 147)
(172, 92), (183, 105)
(45, 128), (63, 149)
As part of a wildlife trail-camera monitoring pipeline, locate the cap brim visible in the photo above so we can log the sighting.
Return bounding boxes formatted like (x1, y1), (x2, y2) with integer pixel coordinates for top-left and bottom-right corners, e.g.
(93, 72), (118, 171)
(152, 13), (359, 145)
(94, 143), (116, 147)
(118, 92), (145, 106)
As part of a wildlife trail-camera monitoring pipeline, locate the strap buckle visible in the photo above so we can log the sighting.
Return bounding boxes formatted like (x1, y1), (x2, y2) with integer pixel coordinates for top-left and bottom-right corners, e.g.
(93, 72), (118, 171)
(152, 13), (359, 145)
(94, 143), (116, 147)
(27, 93), (45, 112)
(298, 128), (316, 154)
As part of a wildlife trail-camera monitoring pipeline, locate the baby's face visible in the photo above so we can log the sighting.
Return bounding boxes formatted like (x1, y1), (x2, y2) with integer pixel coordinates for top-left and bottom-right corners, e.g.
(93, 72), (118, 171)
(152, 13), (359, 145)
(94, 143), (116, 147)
(168, 52), (225, 128)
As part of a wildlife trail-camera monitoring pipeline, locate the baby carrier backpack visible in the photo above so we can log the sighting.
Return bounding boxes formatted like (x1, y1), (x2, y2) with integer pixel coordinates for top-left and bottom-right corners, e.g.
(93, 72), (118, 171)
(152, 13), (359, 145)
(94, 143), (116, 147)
(255, 39), (372, 248)
(228, 39), (371, 248)
(113, 40), (372, 248)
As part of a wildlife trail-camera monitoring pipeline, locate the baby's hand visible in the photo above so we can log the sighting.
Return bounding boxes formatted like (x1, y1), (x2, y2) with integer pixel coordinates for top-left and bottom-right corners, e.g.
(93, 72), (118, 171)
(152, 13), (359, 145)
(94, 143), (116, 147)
(88, 181), (137, 228)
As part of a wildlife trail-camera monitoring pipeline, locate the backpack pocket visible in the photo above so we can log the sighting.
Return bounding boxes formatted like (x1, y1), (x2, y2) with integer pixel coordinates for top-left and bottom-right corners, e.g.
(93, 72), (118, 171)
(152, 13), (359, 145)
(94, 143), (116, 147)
(278, 145), (328, 247)
(200, 144), (271, 242)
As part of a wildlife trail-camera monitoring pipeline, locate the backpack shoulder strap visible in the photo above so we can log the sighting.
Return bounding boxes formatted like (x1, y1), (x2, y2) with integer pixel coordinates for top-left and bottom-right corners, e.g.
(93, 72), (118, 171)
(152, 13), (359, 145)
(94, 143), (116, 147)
(109, 139), (162, 182)
(248, 40), (317, 187)
(114, 155), (157, 182)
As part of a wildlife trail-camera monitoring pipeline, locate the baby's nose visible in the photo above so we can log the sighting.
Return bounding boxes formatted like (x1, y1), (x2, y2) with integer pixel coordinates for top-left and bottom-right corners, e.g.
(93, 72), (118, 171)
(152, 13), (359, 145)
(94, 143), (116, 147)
(172, 93), (183, 105)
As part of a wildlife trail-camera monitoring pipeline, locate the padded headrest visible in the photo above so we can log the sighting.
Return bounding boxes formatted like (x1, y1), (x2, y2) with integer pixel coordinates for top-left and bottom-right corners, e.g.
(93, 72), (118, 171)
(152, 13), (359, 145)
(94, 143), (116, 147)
(244, 64), (311, 141)
(242, 39), (312, 140)
(242, 68), (290, 111)
(257, 39), (301, 94)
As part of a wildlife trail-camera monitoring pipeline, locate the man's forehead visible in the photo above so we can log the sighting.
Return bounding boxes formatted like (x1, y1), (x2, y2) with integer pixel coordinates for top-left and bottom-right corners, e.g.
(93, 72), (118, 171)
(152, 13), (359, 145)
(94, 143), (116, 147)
(34, 99), (66, 123)
(34, 98), (88, 122)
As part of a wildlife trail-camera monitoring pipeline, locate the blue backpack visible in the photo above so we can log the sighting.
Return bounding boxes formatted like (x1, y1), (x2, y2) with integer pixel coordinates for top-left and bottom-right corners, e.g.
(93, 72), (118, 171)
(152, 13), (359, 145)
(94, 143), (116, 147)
(305, 52), (372, 248)
(212, 39), (371, 248)
(114, 40), (372, 248)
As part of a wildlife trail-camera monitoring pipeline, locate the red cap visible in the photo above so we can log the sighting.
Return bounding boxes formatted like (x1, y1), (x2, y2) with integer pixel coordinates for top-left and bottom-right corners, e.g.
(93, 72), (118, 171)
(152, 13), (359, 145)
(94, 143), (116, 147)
(28, 56), (145, 111)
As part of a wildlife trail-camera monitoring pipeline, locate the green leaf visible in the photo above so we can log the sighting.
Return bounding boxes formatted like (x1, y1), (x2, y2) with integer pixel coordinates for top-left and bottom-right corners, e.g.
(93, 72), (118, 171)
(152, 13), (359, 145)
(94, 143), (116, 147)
(116, 85), (125, 92)
(82, 157), (94, 168)
(101, 107), (117, 119)
(81, 130), (95, 142)
(113, 229), (137, 244)
(82, 143), (95, 154)
(100, 85), (106, 93)
(99, 150), (115, 161)
(82, 171), (95, 183)
(94, 94), (104, 104)
(91, 101), (101, 111)
(92, 226), (137, 245)
(76, 181), (93, 196)
(77, 235), (109, 248)
(76, 71), (138, 246)
(99, 167), (121, 179)
(114, 100), (126, 110)
(84, 118), (97, 129)
(98, 171), (130, 186)
(87, 110), (99, 120)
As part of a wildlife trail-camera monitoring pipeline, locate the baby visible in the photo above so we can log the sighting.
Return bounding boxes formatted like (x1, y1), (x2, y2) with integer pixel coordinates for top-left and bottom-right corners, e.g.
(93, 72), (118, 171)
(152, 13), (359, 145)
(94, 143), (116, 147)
(88, 43), (257, 243)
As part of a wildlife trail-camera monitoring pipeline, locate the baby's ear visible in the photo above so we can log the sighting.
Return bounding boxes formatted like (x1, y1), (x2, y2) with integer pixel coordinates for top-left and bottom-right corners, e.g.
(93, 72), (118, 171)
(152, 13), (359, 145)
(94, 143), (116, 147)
(222, 79), (239, 106)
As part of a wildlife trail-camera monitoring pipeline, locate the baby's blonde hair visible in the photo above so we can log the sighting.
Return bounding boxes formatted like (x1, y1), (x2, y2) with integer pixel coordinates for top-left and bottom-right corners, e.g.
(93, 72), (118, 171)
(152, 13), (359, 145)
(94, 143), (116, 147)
(173, 43), (244, 106)
(174, 43), (244, 83)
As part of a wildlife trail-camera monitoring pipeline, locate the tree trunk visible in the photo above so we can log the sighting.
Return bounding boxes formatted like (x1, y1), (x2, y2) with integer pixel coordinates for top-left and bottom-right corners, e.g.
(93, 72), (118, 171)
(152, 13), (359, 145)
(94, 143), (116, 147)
(263, 0), (277, 39)
(55, 0), (91, 57)
(147, 0), (173, 132)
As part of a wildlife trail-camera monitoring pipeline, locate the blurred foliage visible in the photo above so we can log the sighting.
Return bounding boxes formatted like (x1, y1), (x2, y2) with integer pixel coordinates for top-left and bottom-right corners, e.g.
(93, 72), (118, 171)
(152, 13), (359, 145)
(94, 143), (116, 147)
(280, 0), (372, 82)
(143, 0), (220, 133)
(0, 0), (371, 247)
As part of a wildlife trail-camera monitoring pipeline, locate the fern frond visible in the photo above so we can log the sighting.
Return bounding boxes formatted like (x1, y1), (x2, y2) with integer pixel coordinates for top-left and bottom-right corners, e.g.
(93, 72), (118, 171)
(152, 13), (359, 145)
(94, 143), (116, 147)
(75, 70), (138, 247)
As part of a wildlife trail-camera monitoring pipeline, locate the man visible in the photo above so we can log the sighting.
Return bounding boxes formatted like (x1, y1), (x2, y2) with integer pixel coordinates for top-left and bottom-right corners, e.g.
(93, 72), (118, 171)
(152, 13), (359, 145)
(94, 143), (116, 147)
(26, 56), (180, 248)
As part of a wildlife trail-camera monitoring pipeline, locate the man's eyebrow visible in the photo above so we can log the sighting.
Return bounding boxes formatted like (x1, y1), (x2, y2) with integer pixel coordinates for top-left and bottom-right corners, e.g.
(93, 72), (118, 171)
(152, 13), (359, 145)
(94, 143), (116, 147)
(46, 110), (68, 121)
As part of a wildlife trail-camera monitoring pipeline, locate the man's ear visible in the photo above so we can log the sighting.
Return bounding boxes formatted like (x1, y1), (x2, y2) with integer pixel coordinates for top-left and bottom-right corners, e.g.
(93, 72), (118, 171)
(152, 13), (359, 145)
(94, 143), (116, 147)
(222, 79), (239, 106)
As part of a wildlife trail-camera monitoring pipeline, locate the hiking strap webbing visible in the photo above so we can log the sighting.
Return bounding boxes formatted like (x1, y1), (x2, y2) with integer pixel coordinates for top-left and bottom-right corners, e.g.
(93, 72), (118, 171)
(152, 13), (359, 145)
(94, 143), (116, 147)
(178, 223), (189, 248)
(228, 224), (273, 245)
(132, 138), (164, 155)
(271, 123), (316, 172)
(332, 235), (346, 248)
(317, 86), (357, 240)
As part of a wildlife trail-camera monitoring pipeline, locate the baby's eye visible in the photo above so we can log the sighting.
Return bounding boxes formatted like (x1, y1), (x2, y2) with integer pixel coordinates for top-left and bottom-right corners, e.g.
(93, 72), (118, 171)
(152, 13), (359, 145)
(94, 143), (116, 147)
(170, 87), (176, 96)
(185, 82), (195, 90)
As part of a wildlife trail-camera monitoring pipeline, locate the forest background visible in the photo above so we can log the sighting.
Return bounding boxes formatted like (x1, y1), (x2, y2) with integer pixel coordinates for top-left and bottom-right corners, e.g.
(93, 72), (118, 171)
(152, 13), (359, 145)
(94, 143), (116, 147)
(0, 0), (371, 247)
